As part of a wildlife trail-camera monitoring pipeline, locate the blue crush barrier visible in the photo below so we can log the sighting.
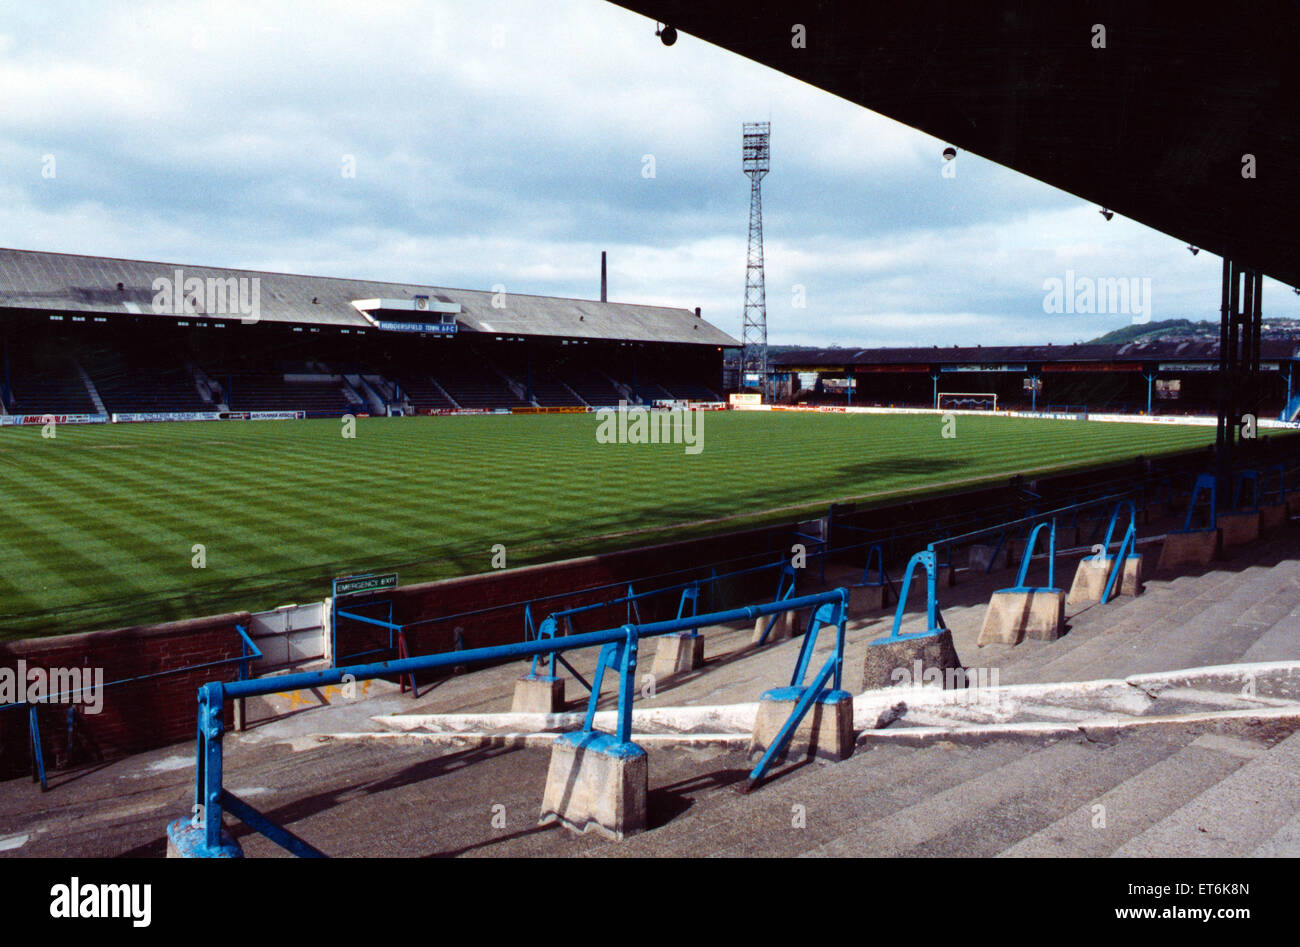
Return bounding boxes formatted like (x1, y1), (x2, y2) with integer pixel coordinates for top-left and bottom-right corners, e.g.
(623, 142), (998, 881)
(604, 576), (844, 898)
(748, 593), (850, 790)
(1087, 500), (1138, 603)
(754, 563), (799, 645)
(169, 588), (850, 857)
(868, 489), (1147, 648)
(28, 705), (45, 791)
(1010, 519), (1057, 592)
(876, 549), (946, 643)
(1234, 469), (1260, 512)
(1183, 473), (1218, 532)
(1265, 463), (1287, 505)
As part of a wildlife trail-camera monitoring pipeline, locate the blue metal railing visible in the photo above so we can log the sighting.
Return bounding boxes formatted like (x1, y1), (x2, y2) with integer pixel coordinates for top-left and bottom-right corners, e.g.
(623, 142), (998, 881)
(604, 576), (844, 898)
(5, 624), (261, 791)
(1087, 500), (1138, 603)
(873, 489), (1141, 643)
(178, 589), (850, 857)
(1183, 474), (1218, 532)
(1234, 469), (1260, 512)
(1012, 519), (1057, 590)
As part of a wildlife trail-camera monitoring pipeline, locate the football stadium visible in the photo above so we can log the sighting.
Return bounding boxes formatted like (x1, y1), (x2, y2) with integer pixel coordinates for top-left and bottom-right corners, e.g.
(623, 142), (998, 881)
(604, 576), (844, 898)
(2, 2), (1300, 893)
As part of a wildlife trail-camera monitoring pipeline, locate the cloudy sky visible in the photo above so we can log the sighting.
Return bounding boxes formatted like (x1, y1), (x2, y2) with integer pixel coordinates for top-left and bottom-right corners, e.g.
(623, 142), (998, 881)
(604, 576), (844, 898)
(2, 0), (1297, 348)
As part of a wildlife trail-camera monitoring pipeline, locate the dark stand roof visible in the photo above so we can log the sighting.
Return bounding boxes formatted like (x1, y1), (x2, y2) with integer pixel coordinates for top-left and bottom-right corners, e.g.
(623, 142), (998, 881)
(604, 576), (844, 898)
(612, 1), (1300, 288)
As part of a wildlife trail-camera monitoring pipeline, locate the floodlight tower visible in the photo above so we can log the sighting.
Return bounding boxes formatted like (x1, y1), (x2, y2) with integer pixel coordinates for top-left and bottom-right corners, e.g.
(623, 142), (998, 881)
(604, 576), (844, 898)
(740, 122), (770, 397)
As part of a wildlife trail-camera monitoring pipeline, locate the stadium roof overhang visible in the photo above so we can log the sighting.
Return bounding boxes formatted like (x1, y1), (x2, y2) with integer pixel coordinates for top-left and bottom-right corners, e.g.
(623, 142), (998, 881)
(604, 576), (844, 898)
(771, 340), (1300, 372)
(610, 1), (1300, 289)
(0, 248), (739, 347)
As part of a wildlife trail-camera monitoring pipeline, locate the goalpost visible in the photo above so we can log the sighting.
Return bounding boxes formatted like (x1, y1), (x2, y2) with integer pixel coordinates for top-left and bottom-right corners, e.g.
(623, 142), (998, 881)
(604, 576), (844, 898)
(936, 392), (998, 412)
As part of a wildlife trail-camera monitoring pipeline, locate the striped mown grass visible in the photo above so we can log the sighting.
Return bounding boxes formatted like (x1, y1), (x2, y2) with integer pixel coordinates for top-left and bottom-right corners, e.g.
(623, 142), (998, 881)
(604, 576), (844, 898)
(0, 412), (1221, 638)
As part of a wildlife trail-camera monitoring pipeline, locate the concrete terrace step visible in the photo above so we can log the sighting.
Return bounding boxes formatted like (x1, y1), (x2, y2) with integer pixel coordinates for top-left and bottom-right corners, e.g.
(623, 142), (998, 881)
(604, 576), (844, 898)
(1024, 578), (1294, 683)
(803, 732), (1176, 857)
(1083, 566), (1299, 678)
(1111, 729), (1300, 858)
(1252, 811), (1300, 857)
(1242, 603), (1300, 663)
(992, 562), (1289, 683)
(599, 737), (1033, 859)
(997, 732), (1260, 857)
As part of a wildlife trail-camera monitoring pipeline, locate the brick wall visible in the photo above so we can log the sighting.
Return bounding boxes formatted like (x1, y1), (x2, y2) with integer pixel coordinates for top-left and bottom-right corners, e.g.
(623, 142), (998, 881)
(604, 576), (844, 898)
(0, 612), (250, 779)
(334, 522), (801, 669)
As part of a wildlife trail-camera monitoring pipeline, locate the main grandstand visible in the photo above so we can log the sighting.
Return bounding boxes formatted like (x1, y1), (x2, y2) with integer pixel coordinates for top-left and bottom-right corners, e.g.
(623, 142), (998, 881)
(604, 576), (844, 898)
(0, 247), (731, 420)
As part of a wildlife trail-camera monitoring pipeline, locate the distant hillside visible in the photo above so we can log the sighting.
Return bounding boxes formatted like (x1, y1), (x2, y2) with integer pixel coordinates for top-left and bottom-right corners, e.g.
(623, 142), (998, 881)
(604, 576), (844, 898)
(731, 318), (1300, 363)
(1085, 317), (1300, 345)
(1085, 319), (1213, 344)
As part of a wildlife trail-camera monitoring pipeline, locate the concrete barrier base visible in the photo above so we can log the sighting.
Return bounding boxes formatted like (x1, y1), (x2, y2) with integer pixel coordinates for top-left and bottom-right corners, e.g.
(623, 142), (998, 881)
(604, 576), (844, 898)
(862, 628), (964, 690)
(977, 588), (1065, 646)
(968, 543), (1010, 572)
(1219, 510), (1261, 547)
(1156, 528), (1220, 572)
(752, 610), (796, 644)
(749, 687), (854, 762)
(539, 732), (647, 840)
(898, 564), (956, 589)
(1066, 555), (1143, 605)
(512, 674), (565, 714)
(1260, 502), (1288, 532)
(651, 632), (704, 678)
(166, 818), (243, 858)
(849, 584), (889, 614)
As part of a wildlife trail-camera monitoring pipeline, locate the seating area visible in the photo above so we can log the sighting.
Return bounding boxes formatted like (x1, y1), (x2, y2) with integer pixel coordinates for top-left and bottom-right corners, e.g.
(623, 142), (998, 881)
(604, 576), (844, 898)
(526, 374), (585, 407)
(631, 378), (676, 403)
(0, 336), (727, 417)
(662, 381), (722, 402)
(4, 356), (95, 415)
(561, 367), (624, 407)
(92, 366), (210, 414)
(396, 375), (456, 411)
(223, 374), (356, 416)
(431, 362), (528, 410)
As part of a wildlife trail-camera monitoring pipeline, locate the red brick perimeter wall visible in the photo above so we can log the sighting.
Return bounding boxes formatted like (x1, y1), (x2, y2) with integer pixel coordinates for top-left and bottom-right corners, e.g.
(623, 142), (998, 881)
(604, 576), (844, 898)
(337, 523), (800, 668)
(0, 612), (250, 779)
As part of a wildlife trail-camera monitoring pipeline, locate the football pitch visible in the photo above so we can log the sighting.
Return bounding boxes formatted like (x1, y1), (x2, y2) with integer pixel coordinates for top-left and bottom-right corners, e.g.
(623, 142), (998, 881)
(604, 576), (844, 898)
(0, 411), (1222, 638)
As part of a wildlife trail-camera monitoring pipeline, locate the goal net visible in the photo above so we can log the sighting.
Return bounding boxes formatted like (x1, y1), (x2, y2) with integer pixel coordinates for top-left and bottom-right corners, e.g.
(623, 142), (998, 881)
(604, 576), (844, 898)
(937, 392), (998, 412)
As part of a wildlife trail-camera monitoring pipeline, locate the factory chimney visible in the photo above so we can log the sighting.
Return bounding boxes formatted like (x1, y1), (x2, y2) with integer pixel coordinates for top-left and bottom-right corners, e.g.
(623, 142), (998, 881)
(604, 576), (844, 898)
(600, 251), (607, 302)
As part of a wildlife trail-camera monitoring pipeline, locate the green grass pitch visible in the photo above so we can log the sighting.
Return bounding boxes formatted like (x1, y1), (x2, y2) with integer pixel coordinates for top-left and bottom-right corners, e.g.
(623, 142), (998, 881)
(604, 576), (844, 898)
(0, 411), (1223, 638)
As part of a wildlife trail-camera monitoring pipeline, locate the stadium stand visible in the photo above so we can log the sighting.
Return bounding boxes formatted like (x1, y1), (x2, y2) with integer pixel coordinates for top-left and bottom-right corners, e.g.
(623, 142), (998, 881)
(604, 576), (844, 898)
(4, 352), (96, 415)
(525, 372), (585, 407)
(7, 504), (1300, 859)
(222, 373), (356, 416)
(631, 376), (676, 404)
(0, 248), (732, 418)
(83, 349), (211, 414)
(395, 374), (457, 411)
(664, 379), (724, 401)
(561, 366), (625, 406)
(772, 342), (1297, 416)
(431, 362), (530, 410)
